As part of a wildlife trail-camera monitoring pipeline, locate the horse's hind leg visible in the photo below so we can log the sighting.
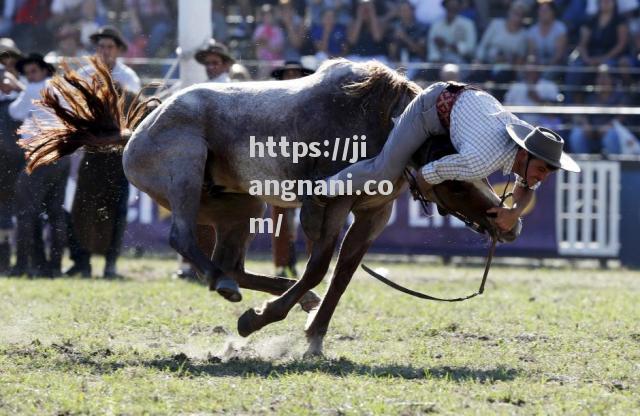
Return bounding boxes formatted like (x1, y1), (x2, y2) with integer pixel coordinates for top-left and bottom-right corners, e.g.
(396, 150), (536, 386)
(203, 193), (321, 310)
(126, 134), (241, 302)
(304, 202), (393, 357)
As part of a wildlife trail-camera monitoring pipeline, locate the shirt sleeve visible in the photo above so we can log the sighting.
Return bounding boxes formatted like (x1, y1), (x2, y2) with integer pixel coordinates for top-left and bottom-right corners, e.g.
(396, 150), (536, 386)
(421, 153), (501, 184)
(8, 83), (40, 121)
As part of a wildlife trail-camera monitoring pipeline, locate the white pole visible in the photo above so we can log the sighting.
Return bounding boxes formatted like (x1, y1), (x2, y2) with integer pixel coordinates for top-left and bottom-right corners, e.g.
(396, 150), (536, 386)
(178, 0), (211, 87)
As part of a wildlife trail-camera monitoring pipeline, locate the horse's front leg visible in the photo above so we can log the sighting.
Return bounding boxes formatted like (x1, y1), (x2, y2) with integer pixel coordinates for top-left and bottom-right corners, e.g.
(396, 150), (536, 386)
(237, 198), (353, 337)
(304, 202), (393, 357)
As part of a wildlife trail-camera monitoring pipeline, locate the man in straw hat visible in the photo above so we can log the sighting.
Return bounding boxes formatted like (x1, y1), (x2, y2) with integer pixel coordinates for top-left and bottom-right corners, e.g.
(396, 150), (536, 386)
(270, 60), (314, 80)
(173, 39), (236, 280)
(301, 81), (580, 240)
(195, 39), (235, 83)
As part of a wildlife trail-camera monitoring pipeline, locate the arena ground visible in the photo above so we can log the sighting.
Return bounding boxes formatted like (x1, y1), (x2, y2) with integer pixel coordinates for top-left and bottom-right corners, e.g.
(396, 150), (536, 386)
(1, 257), (638, 414)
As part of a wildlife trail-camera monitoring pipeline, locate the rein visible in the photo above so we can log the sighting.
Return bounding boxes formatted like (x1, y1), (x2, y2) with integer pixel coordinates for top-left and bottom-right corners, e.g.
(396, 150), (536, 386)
(361, 169), (512, 302)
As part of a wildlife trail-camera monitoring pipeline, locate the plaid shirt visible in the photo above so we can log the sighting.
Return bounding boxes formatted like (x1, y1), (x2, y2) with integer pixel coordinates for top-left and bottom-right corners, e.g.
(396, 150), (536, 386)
(421, 88), (532, 184)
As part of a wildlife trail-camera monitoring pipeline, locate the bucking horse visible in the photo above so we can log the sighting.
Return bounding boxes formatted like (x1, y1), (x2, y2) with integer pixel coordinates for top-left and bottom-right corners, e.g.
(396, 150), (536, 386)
(22, 58), (521, 356)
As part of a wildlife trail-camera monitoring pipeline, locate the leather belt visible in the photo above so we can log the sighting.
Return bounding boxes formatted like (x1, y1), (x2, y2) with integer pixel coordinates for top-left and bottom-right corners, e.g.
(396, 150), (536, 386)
(436, 82), (475, 131)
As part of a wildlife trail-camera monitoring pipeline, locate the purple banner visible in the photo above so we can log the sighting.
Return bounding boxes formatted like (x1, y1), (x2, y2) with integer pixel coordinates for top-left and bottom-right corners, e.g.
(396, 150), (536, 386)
(121, 173), (558, 257)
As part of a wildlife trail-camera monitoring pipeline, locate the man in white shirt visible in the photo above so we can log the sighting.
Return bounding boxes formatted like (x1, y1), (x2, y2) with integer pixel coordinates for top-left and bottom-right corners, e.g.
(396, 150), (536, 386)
(301, 81), (581, 241)
(65, 26), (140, 279)
(80, 26), (141, 93)
(195, 39), (235, 83)
(427, 0), (477, 63)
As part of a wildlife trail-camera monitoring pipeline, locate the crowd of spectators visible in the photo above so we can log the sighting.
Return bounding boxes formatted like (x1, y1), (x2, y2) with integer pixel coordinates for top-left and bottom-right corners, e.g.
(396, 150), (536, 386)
(2, 0), (640, 155)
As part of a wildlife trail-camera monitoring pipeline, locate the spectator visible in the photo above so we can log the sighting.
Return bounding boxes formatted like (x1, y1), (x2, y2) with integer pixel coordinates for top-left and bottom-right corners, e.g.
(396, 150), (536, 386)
(347, 0), (387, 63)
(0, 0), (16, 37)
(474, 0), (528, 85)
(0, 37), (21, 82)
(269, 60), (315, 278)
(6, 53), (69, 277)
(409, 0), (445, 26)
(278, 0), (306, 60)
(126, 0), (174, 57)
(586, 0), (639, 17)
(388, 0), (428, 71)
(568, 65), (628, 153)
(81, 26), (140, 92)
(195, 39), (235, 82)
(311, 8), (348, 58)
(45, 23), (89, 62)
(253, 4), (285, 77)
(0, 38), (23, 274)
(562, 0), (589, 44)
(428, 0), (477, 64)
(171, 39), (235, 279)
(49, 0), (85, 29)
(211, 0), (228, 42)
(504, 59), (562, 127)
(566, 0), (629, 99)
(11, 0), (54, 53)
(619, 10), (640, 95)
(476, 0), (528, 64)
(527, 0), (568, 71)
(306, 0), (352, 27)
(77, 0), (107, 49)
(65, 26), (140, 278)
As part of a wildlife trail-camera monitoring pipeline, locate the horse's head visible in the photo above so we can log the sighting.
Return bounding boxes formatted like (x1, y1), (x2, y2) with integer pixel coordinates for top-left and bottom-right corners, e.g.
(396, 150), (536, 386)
(427, 179), (522, 243)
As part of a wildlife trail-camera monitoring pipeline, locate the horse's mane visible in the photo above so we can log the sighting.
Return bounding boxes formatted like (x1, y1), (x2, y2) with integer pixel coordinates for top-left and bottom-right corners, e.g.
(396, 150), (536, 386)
(321, 59), (422, 130)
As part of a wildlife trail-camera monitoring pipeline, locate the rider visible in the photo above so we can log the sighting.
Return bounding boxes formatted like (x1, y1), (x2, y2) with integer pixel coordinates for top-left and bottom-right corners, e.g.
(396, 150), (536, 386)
(301, 81), (581, 240)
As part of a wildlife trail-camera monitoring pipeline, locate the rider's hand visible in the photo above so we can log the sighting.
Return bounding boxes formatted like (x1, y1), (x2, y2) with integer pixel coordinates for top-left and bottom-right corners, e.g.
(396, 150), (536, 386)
(486, 206), (519, 232)
(415, 172), (433, 195)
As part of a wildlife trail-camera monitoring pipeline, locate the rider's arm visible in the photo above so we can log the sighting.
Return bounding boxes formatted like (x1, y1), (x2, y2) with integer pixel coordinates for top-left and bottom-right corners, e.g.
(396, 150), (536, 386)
(486, 176), (536, 232)
(511, 182), (534, 216)
(421, 151), (506, 184)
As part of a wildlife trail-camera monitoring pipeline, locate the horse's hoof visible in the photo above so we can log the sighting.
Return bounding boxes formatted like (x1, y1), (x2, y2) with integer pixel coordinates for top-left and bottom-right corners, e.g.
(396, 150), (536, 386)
(215, 278), (242, 303)
(303, 346), (324, 359)
(237, 308), (261, 337)
(304, 334), (324, 358)
(299, 291), (321, 313)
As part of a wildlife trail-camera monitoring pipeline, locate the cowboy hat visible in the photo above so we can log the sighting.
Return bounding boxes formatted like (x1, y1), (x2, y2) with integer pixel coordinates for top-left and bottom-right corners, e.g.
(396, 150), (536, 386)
(0, 38), (23, 59)
(271, 61), (315, 80)
(16, 53), (56, 76)
(195, 39), (235, 64)
(506, 124), (581, 172)
(89, 26), (128, 52)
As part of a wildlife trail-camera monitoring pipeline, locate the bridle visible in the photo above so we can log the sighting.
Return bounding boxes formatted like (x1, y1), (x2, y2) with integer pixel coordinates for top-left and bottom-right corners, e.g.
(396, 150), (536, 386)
(361, 169), (513, 303)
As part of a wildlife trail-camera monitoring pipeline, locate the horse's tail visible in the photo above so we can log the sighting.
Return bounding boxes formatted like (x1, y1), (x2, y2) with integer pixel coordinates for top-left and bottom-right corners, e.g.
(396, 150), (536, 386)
(20, 56), (160, 173)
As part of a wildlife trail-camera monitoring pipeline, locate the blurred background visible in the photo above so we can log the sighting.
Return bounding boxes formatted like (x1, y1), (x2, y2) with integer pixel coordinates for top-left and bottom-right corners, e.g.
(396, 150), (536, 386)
(1, 0), (639, 274)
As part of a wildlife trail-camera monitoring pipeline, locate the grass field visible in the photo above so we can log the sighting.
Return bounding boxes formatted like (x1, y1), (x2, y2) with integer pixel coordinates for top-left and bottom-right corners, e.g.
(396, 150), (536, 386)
(1, 256), (639, 415)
